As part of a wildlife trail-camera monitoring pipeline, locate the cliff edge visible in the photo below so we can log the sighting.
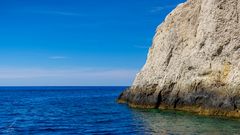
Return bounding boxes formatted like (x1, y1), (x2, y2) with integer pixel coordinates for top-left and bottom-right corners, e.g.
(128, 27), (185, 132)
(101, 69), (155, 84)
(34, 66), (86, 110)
(118, 0), (240, 118)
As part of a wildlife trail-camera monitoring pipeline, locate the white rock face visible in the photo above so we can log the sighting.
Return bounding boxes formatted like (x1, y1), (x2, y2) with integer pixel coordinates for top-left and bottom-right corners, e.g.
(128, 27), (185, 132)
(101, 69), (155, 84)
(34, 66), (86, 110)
(119, 0), (240, 117)
(135, 0), (240, 87)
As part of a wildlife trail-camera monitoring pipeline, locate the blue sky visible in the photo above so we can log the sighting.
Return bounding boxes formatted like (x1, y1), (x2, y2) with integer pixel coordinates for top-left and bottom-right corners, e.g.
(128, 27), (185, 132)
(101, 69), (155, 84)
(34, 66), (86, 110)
(0, 0), (185, 86)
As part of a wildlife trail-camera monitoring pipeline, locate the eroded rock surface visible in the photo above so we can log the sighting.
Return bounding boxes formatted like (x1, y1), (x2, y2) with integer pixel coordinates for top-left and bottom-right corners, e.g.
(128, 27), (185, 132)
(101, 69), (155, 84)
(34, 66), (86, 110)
(118, 0), (240, 117)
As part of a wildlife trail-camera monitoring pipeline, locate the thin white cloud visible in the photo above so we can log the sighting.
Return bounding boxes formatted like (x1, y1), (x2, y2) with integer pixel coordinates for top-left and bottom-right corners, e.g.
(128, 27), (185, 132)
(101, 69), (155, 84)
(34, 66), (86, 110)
(0, 68), (138, 85)
(20, 10), (86, 17)
(49, 56), (68, 60)
(150, 5), (177, 13)
(37, 10), (85, 16)
(134, 45), (150, 49)
(0, 68), (137, 79)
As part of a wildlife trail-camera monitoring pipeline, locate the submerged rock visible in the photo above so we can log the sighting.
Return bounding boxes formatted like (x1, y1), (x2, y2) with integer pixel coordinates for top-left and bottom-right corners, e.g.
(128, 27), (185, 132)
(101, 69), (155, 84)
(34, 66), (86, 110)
(118, 0), (240, 118)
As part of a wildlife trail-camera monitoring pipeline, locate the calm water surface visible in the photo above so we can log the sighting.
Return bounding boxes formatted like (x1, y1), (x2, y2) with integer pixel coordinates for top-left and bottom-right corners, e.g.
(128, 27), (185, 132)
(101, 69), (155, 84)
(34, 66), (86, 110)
(0, 86), (239, 135)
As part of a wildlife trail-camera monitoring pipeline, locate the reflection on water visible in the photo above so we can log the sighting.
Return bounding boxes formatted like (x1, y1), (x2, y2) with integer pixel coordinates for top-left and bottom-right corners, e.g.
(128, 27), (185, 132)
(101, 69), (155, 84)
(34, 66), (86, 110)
(131, 109), (240, 135)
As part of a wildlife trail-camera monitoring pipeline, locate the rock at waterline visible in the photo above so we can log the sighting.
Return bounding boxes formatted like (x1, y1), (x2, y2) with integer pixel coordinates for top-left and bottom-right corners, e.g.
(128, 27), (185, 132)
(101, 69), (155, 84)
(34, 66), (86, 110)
(118, 0), (240, 118)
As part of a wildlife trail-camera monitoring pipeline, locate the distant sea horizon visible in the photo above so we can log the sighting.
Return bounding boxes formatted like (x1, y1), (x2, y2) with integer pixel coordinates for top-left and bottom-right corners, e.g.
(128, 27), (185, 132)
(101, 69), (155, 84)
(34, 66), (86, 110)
(0, 86), (130, 87)
(0, 86), (130, 90)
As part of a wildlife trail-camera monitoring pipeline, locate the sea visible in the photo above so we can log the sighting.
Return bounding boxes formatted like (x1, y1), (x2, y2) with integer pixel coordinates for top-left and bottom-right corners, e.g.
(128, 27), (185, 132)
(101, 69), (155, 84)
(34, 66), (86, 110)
(0, 86), (239, 135)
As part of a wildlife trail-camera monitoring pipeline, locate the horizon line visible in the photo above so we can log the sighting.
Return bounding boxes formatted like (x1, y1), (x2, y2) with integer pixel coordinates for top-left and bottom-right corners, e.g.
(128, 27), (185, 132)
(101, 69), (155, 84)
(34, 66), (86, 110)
(0, 86), (130, 87)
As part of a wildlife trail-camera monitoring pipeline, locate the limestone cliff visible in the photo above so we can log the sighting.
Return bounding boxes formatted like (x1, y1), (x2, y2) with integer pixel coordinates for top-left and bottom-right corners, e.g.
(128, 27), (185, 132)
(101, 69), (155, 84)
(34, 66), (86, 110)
(118, 0), (240, 117)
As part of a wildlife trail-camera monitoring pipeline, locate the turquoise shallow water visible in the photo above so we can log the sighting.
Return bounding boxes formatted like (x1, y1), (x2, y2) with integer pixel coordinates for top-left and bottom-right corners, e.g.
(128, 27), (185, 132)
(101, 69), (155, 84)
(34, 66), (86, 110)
(0, 86), (239, 134)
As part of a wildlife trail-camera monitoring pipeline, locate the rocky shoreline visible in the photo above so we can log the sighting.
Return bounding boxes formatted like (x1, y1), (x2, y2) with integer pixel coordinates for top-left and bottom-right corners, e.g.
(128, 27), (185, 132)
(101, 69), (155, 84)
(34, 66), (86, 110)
(118, 0), (240, 118)
(118, 84), (240, 118)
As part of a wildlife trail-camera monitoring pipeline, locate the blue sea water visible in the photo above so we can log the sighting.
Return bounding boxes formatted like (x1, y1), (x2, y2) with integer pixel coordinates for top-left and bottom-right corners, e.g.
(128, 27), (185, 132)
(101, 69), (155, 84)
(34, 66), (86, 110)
(0, 86), (240, 135)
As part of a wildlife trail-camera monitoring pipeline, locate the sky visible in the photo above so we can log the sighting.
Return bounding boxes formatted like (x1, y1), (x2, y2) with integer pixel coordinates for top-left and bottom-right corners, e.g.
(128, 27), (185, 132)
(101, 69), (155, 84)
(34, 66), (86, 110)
(0, 0), (185, 86)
